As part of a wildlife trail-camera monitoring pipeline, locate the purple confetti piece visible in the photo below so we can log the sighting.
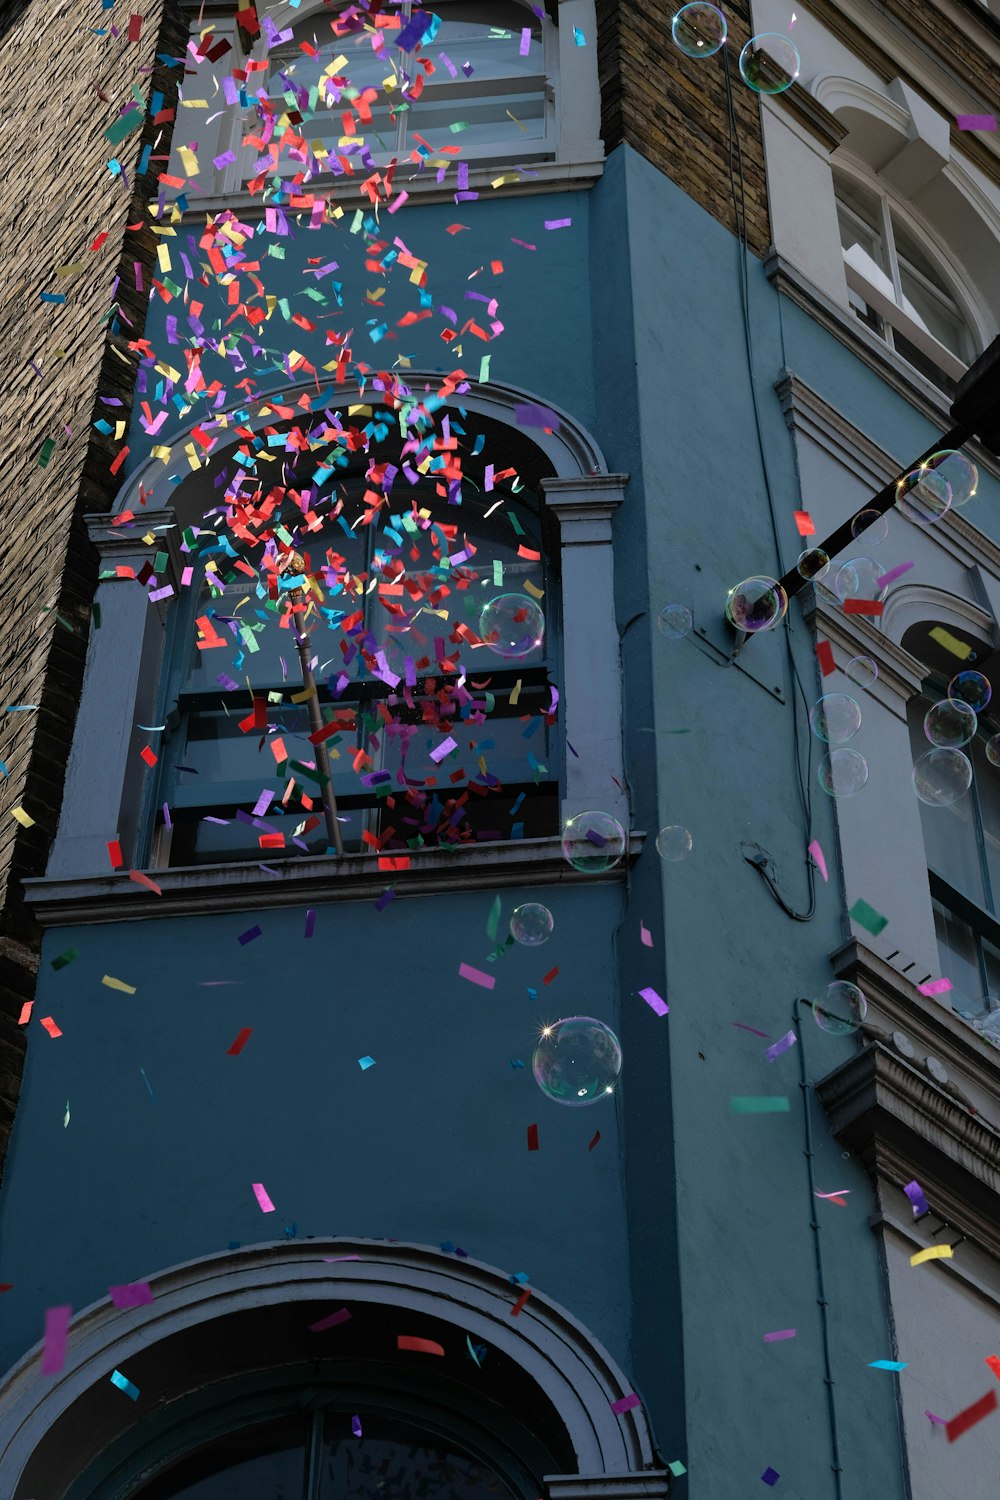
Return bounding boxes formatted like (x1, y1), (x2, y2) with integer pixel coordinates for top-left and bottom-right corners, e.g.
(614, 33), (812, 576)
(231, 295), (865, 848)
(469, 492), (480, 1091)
(638, 986), (668, 1017)
(238, 925), (262, 945)
(763, 1328), (797, 1342)
(514, 402), (561, 430)
(585, 828), (607, 848)
(765, 1030), (797, 1062)
(109, 1282), (154, 1308)
(878, 561), (914, 589)
(374, 889), (396, 912)
(41, 1305), (71, 1375)
(309, 1307), (352, 1331)
(304, 909), (316, 939)
(544, 218), (572, 229)
(925, 1410), (946, 1425)
(761, 1468), (780, 1487)
(351, 1414), (363, 1438)
(904, 1180), (929, 1215)
(957, 114), (997, 131)
(610, 1392), (641, 1415)
(429, 735), (458, 763)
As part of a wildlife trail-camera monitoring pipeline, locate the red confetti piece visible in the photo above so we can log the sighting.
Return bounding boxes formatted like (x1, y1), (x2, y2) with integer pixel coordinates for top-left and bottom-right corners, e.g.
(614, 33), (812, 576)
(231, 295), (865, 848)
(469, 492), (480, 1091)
(510, 1289), (531, 1316)
(794, 509), (815, 536)
(309, 1307), (352, 1332)
(39, 1016), (62, 1038)
(946, 1388), (997, 1442)
(128, 869), (163, 895)
(90, 231), (109, 251)
(107, 840), (124, 870)
(526, 1123), (539, 1151)
(397, 1335), (445, 1355)
(378, 855), (410, 871)
(986, 1355), (1000, 1382)
(542, 966), (559, 986)
(588, 1130), (601, 1151)
(227, 1027), (253, 1056)
(17, 1002), (32, 1025)
(127, 12), (142, 40)
(815, 641), (835, 676)
(842, 598), (884, 615)
(140, 746), (158, 767)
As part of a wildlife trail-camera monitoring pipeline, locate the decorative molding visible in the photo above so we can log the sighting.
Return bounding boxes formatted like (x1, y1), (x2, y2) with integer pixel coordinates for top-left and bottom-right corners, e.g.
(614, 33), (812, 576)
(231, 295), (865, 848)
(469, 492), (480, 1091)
(769, 80), (849, 154)
(544, 1476), (670, 1499)
(869, 1208), (1000, 1314)
(816, 1041), (1000, 1261)
(0, 1239), (661, 1497)
(25, 834), (646, 927)
(799, 588), (925, 720)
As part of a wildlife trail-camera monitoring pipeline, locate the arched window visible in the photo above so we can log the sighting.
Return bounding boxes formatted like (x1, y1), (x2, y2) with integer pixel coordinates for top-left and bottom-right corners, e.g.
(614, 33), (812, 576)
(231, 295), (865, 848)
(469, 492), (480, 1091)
(150, 450), (560, 868)
(903, 619), (1000, 1040)
(833, 166), (979, 392)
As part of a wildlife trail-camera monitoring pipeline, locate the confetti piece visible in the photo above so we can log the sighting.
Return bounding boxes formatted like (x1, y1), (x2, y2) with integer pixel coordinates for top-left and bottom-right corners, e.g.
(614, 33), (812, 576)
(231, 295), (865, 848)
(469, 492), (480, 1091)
(510, 1289), (531, 1316)
(486, 894), (502, 943)
(227, 1027), (253, 1056)
(986, 1355), (1000, 1382)
(10, 807), (35, 828)
(304, 909), (316, 938)
(910, 1245), (954, 1266)
(765, 1030), (797, 1061)
(639, 986), (668, 1016)
(807, 839), (828, 881)
(761, 1468), (780, 1487)
(544, 218), (572, 229)
(843, 598), (883, 615)
(109, 1283), (153, 1308)
(252, 1182), (276, 1213)
(110, 1369), (140, 1400)
(640, 921), (653, 947)
(542, 966), (559, 986)
(238, 925), (262, 945)
(947, 1388), (997, 1441)
(527, 1123), (539, 1151)
(107, 840), (124, 870)
(573, 25), (586, 43)
(763, 1329), (797, 1342)
(849, 898), (888, 935)
(926, 1410), (946, 1425)
(732, 1022), (771, 1037)
(815, 641), (835, 676)
(310, 1307), (352, 1332)
(39, 1017), (62, 1038)
(918, 978), (952, 996)
(129, 869), (163, 895)
(878, 561), (914, 589)
(668, 1461), (687, 1478)
(397, 1335), (445, 1355)
(904, 1180), (929, 1215)
(358, 1055), (376, 1070)
(139, 745), (158, 767)
(814, 1189), (850, 1205)
(466, 1334), (483, 1366)
(429, 735), (458, 763)
(351, 1415), (363, 1438)
(928, 627), (972, 659)
(17, 1002), (32, 1025)
(459, 962), (495, 989)
(610, 1392), (641, 1415)
(957, 114), (997, 131)
(588, 1130), (601, 1151)
(731, 1096), (791, 1113)
(869, 1359), (907, 1371)
(41, 1305), (71, 1375)
(102, 975), (136, 994)
(794, 509), (815, 535)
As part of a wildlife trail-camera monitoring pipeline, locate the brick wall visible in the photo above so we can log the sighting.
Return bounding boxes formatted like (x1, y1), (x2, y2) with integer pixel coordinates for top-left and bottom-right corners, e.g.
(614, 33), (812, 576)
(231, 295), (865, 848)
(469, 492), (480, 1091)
(595, 0), (771, 257)
(0, 0), (186, 1171)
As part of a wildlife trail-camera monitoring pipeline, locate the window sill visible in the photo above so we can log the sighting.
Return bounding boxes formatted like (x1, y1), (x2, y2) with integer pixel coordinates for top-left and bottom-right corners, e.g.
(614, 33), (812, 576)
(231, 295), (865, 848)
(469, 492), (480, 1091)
(25, 831), (645, 927)
(179, 151), (605, 222)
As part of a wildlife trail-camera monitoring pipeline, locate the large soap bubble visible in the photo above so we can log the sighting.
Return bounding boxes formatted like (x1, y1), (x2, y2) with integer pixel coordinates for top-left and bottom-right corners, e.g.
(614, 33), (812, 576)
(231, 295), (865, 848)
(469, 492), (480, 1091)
(562, 811), (627, 873)
(834, 558), (885, 604)
(846, 656), (878, 690)
(510, 903), (554, 946)
(817, 749), (869, 798)
(924, 698), (977, 748)
(725, 576), (788, 633)
(809, 693), (862, 744)
(671, 2), (727, 56)
(532, 1017), (622, 1106)
(796, 548), (830, 582)
(656, 825), (693, 861)
(850, 509), (889, 545)
(947, 670), (991, 713)
(912, 748), (973, 806)
(813, 981), (868, 1036)
(895, 457), (954, 525)
(739, 33), (800, 93)
(479, 594), (544, 658)
(657, 604), (693, 639)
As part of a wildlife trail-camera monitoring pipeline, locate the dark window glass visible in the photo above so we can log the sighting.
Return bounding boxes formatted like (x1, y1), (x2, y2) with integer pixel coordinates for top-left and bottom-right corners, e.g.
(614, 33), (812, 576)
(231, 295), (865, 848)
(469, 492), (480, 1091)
(133, 1414), (307, 1499)
(319, 1414), (516, 1500)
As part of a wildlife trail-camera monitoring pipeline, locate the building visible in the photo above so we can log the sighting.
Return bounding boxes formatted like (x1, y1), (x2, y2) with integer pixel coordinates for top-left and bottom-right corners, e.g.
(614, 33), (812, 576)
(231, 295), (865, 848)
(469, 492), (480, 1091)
(1, 0), (1000, 1495)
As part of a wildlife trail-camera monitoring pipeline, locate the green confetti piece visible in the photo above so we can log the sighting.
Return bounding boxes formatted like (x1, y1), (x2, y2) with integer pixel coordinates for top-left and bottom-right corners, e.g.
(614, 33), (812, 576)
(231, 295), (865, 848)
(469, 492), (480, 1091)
(486, 894), (502, 943)
(507, 511), (525, 537)
(493, 560), (503, 587)
(731, 1096), (791, 1114)
(850, 898), (888, 936)
(51, 948), (78, 971)
(668, 1460), (687, 1478)
(38, 438), (56, 467)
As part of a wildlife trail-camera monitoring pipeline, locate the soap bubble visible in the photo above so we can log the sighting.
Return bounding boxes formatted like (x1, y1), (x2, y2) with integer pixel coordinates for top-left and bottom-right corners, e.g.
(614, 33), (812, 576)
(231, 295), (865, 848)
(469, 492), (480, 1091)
(656, 825), (693, 861)
(739, 33), (800, 93)
(725, 576), (788, 633)
(657, 604), (693, 639)
(796, 548), (830, 582)
(924, 698), (977, 748)
(912, 748), (973, 806)
(809, 693), (862, 744)
(562, 811), (627, 873)
(532, 1017), (622, 1106)
(846, 656), (878, 689)
(479, 594), (544, 658)
(834, 557), (885, 603)
(851, 509), (889, 545)
(947, 670), (991, 713)
(510, 902), (554, 946)
(813, 981), (868, 1036)
(986, 735), (1000, 768)
(817, 749), (869, 797)
(671, 2), (727, 55)
(924, 450), (978, 509)
(895, 459), (952, 525)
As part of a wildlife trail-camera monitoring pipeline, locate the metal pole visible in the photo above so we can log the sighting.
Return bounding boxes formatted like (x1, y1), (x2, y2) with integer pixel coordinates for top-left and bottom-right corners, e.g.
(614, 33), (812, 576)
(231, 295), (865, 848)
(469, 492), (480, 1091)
(292, 619), (344, 858)
(776, 422), (971, 604)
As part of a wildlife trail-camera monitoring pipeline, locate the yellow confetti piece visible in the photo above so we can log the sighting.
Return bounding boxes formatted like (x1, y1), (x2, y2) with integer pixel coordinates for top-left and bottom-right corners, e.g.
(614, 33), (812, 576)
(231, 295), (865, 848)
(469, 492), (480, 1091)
(177, 145), (200, 177)
(157, 243), (172, 275)
(524, 580), (544, 599)
(910, 1245), (954, 1266)
(929, 626), (973, 659)
(510, 679), (522, 706)
(10, 807), (35, 827)
(151, 445), (172, 463)
(102, 975), (137, 994)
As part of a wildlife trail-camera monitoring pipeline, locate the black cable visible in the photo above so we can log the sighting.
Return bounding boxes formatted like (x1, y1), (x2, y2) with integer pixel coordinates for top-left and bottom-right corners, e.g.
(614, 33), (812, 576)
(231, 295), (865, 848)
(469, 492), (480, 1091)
(722, 42), (816, 921)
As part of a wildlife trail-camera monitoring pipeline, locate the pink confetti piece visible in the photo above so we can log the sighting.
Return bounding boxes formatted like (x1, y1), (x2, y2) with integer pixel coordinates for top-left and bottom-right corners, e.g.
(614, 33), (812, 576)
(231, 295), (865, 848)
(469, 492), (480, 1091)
(814, 1189), (850, 1205)
(610, 1392), (641, 1415)
(252, 1182), (276, 1213)
(918, 978), (952, 996)
(459, 962), (495, 989)
(309, 1307), (352, 1332)
(766, 1030), (797, 1061)
(807, 839), (828, 882)
(763, 1328), (797, 1341)
(41, 1304), (71, 1375)
(925, 1410), (946, 1425)
(957, 114), (997, 131)
(640, 921), (653, 947)
(732, 1022), (770, 1038)
(878, 560), (914, 589)
(638, 986), (668, 1016)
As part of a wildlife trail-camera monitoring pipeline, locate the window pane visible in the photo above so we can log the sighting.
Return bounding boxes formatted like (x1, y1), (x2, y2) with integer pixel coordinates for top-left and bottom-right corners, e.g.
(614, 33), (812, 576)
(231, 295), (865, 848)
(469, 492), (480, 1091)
(932, 898), (984, 1018)
(891, 215), (970, 361)
(431, 10), (543, 80)
(834, 174), (884, 239)
(319, 1414), (517, 1500)
(909, 707), (986, 905)
(410, 89), (544, 152)
(975, 735), (1000, 910)
(133, 1415), (307, 1499)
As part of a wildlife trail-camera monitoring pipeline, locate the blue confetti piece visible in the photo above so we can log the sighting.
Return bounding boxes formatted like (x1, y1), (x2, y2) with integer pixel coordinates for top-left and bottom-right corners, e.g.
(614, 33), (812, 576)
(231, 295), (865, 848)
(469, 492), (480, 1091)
(573, 26), (586, 43)
(869, 1359), (908, 1371)
(110, 1369), (140, 1400)
(358, 1055), (376, 1070)
(509, 1059), (525, 1069)
(526, 986), (537, 1001)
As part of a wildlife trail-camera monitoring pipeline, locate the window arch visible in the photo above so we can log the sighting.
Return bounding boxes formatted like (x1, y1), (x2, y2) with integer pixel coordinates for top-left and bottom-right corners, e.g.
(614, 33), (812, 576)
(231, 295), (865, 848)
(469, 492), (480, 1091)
(832, 162), (981, 392)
